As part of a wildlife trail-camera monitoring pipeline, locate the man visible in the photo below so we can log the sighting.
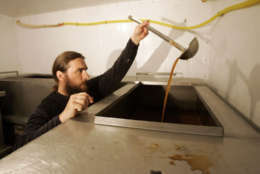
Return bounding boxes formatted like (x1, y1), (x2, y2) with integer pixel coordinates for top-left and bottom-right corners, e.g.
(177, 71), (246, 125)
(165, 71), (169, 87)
(22, 20), (149, 145)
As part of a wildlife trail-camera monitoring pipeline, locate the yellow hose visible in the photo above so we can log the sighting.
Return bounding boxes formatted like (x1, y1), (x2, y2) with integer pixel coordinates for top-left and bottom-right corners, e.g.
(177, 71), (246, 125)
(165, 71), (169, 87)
(16, 0), (260, 30)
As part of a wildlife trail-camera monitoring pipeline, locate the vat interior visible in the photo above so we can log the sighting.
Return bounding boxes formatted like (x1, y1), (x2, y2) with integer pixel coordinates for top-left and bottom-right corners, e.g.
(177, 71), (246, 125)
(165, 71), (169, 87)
(97, 84), (217, 126)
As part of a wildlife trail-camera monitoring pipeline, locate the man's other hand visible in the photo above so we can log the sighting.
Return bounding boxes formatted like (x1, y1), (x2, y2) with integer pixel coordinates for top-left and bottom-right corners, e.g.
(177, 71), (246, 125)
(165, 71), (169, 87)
(59, 92), (93, 123)
(131, 20), (149, 45)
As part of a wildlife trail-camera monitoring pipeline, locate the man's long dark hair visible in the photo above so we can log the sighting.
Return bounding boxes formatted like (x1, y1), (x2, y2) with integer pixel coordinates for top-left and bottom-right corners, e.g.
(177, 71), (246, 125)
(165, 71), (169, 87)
(52, 51), (85, 91)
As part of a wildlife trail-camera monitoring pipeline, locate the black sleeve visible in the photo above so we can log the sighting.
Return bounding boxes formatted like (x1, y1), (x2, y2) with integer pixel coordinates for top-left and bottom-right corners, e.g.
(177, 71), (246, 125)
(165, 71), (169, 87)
(15, 102), (62, 149)
(87, 38), (138, 101)
(25, 108), (61, 141)
(14, 111), (60, 150)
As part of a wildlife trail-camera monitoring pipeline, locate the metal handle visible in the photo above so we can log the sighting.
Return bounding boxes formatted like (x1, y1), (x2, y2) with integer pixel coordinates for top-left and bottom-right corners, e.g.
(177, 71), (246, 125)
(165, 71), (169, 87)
(136, 72), (182, 76)
(0, 71), (19, 78)
(128, 15), (186, 52)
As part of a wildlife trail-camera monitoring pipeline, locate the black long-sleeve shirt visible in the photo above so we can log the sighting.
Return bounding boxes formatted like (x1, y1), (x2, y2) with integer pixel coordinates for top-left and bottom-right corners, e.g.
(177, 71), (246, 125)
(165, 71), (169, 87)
(19, 39), (138, 147)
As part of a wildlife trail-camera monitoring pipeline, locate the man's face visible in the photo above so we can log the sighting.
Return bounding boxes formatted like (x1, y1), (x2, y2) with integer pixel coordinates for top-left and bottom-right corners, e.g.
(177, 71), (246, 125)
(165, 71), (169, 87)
(64, 58), (90, 95)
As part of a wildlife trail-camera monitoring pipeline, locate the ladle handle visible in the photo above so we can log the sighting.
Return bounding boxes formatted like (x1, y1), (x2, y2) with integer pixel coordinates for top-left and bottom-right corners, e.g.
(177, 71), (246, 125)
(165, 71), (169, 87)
(128, 15), (186, 52)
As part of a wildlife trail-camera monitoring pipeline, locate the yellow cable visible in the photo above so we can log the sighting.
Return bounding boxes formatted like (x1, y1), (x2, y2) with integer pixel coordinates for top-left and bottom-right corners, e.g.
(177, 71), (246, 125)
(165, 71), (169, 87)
(149, 0), (260, 30)
(63, 19), (131, 26)
(16, 0), (260, 30)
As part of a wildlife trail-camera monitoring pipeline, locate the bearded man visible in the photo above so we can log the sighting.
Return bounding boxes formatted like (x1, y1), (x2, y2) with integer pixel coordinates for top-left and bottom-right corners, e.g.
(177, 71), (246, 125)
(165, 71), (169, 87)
(22, 21), (149, 144)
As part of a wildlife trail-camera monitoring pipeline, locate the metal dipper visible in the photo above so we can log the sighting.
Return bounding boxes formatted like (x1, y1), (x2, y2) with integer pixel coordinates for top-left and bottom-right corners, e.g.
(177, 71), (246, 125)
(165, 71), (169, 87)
(128, 15), (199, 60)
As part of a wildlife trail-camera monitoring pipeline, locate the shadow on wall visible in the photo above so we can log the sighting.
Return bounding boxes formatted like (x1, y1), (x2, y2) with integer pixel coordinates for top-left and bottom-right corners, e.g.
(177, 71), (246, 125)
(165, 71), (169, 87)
(225, 59), (260, 121)
(106, 18), (187, 74)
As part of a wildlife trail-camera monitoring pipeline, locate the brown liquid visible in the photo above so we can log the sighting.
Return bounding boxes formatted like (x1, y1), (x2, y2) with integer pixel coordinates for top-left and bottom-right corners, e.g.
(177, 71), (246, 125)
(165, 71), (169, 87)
(147, 143), (160, 153)
(169, 154), (212, 174)
(161, 57), (180, 122)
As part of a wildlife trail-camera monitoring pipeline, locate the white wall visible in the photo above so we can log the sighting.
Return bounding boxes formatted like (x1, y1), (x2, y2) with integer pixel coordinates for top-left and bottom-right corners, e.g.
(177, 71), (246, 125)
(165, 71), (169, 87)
(0, 14), (19, 75)
(15, 0), (260, 127)
(16, 0), (211, 78)
(206, 1), (260, 127)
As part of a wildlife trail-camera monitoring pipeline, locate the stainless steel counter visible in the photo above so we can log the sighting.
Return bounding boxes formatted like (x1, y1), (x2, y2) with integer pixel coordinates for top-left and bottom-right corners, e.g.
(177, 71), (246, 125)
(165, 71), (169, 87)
(0, 81), (260, 174)
(0, 91), (5, 145)
(0, 91), (5, 97)
(1, 91), (12, 158)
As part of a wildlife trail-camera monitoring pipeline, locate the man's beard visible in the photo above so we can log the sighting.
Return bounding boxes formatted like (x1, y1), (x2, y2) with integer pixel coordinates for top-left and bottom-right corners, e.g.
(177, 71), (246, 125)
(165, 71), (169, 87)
(65, 79), (88, 95)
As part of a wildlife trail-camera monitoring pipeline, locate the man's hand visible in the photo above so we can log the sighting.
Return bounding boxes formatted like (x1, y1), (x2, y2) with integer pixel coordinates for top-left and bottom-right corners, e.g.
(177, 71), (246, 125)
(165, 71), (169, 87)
(59, 92), (93, 123)
(131, 20), (149, 45)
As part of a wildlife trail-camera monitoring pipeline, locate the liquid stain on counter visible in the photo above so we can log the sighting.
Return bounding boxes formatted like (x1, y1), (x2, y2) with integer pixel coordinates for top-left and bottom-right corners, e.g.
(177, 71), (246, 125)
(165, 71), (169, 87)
(169, 154), (212, 174)
(147, 143), (160, 153)
(146, 143), (213, 173)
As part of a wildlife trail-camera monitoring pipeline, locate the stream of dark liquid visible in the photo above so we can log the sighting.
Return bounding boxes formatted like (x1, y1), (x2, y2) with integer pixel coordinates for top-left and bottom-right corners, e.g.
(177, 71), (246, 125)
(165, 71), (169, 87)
(161, 57), (180, 122)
